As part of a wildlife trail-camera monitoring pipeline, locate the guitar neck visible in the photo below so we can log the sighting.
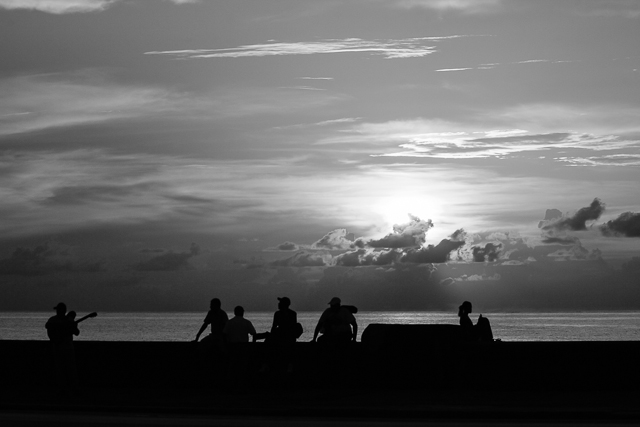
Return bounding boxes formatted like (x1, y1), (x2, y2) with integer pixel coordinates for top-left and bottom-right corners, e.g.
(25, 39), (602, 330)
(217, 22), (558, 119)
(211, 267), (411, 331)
(76, 313), (97, 324)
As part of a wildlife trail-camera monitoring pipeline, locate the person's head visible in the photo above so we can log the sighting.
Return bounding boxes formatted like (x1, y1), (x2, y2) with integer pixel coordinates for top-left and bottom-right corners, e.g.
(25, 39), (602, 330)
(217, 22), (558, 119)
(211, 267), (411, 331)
(234, 306), (244, 317)
(210, 298), (221, 310)
(328, 297), (341, 309)
(458, 301), (472, 316)
(53, 302), (66, 316)
(66, 311), (77, 321)
(277, 297), (291, 310)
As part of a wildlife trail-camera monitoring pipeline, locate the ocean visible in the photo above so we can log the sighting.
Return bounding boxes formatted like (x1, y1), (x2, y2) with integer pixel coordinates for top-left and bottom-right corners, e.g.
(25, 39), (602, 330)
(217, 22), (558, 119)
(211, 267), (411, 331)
(2, 311), (640, 342)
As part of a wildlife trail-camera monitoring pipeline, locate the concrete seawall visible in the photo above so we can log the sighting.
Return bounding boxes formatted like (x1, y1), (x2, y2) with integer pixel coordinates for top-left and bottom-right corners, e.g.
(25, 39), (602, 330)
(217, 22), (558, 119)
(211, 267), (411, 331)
(3, 339), (640, 391)
(3, 328), (640, 421)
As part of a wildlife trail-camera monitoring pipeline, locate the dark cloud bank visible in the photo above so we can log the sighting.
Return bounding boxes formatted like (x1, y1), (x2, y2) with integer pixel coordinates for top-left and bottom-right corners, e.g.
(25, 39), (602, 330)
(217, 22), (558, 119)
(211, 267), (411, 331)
(1, 200), (639, 312)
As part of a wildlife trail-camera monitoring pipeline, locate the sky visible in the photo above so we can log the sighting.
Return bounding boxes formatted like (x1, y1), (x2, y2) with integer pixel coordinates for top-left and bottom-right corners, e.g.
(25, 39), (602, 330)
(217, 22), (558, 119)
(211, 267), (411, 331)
(0, 0), (639, 312)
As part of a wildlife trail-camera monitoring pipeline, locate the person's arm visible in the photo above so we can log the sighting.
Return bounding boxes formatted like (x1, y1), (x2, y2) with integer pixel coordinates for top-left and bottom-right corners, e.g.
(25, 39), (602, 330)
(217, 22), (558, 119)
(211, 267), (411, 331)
(195, 313), (211, 342)
(270, 312), (278, 334)
(312, 318), (323, 342)
(351, 318), (358, 342)
(194, 322), (208, 342)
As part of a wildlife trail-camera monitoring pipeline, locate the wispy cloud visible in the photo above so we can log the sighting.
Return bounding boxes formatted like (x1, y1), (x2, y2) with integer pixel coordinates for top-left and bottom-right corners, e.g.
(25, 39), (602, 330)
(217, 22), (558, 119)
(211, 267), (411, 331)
(272, 117), (361, 131)
(0, 73), (189, 135)
(557, 154), (640, 167)
(384, 0), (503, 14)
(578, 1), (640, 19)
(434, 59), (575, 72)
(315, 105), (640, 163)
(298, 77), (334, 80)
(0, 0), (196, 14)
(435, 68), (474, 72)
(145, 36), (475, 60)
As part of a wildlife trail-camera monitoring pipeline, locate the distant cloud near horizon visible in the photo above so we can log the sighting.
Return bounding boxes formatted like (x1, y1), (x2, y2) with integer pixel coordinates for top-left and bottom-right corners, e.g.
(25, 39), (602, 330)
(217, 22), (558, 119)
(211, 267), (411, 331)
(600, 212), (640, 237)
(541, 198), (606, 232)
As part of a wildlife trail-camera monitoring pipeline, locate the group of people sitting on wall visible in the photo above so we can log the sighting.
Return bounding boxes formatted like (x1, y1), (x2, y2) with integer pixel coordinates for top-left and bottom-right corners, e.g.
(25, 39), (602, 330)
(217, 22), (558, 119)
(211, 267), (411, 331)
(193, 296), (358, 348)
(192, 297), (492, 347)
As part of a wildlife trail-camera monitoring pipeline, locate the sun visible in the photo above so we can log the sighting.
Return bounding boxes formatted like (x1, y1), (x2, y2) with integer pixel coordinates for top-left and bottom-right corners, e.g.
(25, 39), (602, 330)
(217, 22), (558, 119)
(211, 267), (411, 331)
(372, 195), (442, 228)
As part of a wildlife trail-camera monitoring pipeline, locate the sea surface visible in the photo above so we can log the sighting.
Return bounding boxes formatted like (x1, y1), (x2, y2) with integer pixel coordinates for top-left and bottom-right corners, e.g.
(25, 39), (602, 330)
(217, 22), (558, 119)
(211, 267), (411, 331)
(2, 311), (640, 342)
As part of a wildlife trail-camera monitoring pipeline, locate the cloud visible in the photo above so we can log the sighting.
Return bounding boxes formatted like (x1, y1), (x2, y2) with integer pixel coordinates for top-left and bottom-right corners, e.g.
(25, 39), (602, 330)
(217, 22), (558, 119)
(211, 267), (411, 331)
(0, 242), (103, 275)
(542, 198), (606, 232)
(387, 0), (502, 14)
(133, 243), (200, 271)
(0, 0), (196, 14)
(472, 242), (502, 262)
(541, 236), (579, 245)
(333, 248), (402, 267)
(455, 273), (501, 282)
(145, 37), (460, 60)
(435, 68), (474, 72)
(0, 0), (116, 13)
(275, 241), (299, 251)
(311, 229), (357, 250)
(556, 154), (640, 167)
(0, 73), (189, 136)
(375, 131), (640, 160)
(322, 112), (640, 162)
(368, 215), (433, 248)
(600, 212), (640, 237)
(579, 1), (640, 19)
(400, 238), (465, 263)
(270, 251), (329, 267)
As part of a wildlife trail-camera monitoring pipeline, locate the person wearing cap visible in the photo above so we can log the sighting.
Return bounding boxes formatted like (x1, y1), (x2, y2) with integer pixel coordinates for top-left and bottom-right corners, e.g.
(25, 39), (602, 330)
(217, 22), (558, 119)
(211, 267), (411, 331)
(45, 302), (79, 391)
(46, 302), (75, 343)
(312, 297), (358, 344)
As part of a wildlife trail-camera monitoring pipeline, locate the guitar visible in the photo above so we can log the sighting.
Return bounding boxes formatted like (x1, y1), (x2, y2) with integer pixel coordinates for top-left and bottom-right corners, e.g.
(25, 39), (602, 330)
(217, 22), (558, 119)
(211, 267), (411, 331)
(75, 312), (98, 324)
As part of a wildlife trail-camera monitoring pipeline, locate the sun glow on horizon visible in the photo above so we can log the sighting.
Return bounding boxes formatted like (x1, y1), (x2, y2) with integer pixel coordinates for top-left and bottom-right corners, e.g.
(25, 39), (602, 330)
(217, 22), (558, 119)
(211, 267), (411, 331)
(372, 196), (443, 231)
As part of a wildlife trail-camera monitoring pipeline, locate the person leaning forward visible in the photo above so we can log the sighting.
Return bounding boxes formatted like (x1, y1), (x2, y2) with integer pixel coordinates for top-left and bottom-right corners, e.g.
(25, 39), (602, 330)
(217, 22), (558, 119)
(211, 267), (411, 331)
(194, 298), (228, 348)
(312, 297), (357, 344)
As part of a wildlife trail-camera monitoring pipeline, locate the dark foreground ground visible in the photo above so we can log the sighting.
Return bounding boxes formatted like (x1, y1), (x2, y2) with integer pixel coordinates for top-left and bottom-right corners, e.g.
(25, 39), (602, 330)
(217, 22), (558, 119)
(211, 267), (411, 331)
(2, 325), (640, 425)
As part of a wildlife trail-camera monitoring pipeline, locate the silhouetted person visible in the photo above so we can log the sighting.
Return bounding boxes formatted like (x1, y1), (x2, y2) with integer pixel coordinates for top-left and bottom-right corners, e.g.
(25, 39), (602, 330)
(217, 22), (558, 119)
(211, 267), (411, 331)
(265, 297), (299, 373)
(223, 306), (257, 389)
(45, 302), (79, 392)
(271, 297), (298, 343)
(66, 311), (97, 340)
(458, 301), (494, 342)
(458, 301), (474, 329)
(313, 297), (357, 344)
(65, 311), (81, 340)
(223, 306), (256, 343)
(195, 298), (228, 349)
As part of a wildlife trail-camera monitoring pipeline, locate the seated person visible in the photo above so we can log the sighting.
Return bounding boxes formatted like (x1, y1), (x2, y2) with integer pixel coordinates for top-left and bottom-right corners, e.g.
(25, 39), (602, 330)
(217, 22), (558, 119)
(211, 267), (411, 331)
(223, 306), (256, 343)
(312, 297), (357, 344)
(458, 301), (493, 342)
